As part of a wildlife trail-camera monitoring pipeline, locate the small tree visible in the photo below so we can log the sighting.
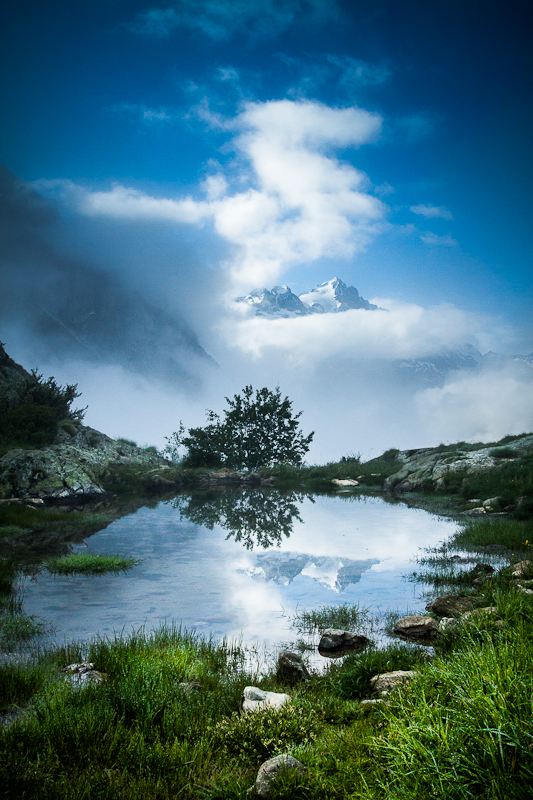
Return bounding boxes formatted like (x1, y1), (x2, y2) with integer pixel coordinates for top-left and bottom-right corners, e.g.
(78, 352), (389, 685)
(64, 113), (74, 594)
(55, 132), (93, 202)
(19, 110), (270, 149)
(165, 386), (314, 471)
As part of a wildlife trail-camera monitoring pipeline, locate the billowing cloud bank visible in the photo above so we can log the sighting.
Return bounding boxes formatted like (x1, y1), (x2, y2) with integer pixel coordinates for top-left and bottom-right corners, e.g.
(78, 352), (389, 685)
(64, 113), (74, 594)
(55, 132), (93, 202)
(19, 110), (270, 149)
(15, 96), (532, 459)
(38, 99), (386, 289)
(224, 300), (484, 363)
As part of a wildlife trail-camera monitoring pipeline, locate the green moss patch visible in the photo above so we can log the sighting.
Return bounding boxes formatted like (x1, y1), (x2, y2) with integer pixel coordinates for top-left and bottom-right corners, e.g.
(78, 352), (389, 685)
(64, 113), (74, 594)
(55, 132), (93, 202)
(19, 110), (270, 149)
(43, 553), (141, 575)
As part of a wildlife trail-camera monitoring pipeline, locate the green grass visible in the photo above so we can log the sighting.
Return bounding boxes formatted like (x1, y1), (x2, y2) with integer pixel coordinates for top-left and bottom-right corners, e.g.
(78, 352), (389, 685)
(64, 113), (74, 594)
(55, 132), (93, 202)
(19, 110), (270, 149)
(262, 455), (400, 492)
(0, 503), (112, 537)
(292, 603), (372, 635)
(0, 558), (46, 650)
(327, 642), (430, 700)
(1, 587), (533, 799)
(442, 451), (533, 512)
(375, 623), (533, 799)
(451, 517), (533, 552)
(43, 552), (142, 575)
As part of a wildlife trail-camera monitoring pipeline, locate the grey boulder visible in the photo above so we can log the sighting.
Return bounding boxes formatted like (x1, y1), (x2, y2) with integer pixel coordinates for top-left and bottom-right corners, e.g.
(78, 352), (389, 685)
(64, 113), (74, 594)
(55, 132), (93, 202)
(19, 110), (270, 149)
(318, 628), (371, 657)
(251, 754), (307, 798)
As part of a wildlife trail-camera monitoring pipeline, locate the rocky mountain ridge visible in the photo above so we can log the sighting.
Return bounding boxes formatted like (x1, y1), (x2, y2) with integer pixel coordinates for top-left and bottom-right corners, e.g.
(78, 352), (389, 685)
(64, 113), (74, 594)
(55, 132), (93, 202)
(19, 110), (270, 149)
(235, 277), (378, 319)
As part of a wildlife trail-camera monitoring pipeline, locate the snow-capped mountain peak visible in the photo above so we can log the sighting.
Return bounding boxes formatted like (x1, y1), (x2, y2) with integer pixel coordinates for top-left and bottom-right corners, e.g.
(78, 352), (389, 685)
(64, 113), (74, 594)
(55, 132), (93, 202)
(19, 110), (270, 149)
(235, 277), (378, 319)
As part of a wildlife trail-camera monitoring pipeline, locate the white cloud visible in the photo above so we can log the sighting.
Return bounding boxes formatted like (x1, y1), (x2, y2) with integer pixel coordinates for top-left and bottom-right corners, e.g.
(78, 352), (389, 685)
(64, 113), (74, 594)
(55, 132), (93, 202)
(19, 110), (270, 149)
(41, 99), (386, 289)
(129, 0), (338, 41)
(420, 231), (458, 246)
(224, 299), (482, 364)
(411, 204), (453, 220)
(78, 184), (211, 224)
(415, 363), (533, 443)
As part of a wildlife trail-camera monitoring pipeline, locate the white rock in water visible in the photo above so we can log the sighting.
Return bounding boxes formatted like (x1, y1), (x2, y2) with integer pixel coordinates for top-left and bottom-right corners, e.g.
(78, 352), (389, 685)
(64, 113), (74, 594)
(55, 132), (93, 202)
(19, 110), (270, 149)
(332, 478), (359, 486)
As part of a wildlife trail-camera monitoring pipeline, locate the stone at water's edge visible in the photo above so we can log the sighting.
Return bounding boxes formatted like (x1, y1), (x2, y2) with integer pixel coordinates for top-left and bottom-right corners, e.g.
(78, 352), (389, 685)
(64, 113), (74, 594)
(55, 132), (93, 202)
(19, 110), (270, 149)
(251, 754), (307, 798)
(393, 615), (440, 639)
(318, 628), (371, 656)
(277, 650), (310, 682)
(425, 595), (476, 617)
(370, 670), (416, 697)
(242, 686), (291, 713)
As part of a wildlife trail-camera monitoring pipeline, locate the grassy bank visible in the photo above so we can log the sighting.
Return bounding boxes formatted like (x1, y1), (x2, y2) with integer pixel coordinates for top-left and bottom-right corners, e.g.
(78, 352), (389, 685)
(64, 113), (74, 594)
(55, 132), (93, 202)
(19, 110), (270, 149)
(1, 439), (533, 797)
(2, 508), (533, 798)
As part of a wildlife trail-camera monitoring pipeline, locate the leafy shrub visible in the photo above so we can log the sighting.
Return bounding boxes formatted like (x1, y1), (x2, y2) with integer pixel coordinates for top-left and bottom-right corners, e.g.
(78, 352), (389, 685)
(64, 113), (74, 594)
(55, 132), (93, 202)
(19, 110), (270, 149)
(0, 370), (85, 453)
(379, 448), (400, 461)
(166, 386), (314, 471)
(490, 446), (518, 459)
(209, 702), (321, 760)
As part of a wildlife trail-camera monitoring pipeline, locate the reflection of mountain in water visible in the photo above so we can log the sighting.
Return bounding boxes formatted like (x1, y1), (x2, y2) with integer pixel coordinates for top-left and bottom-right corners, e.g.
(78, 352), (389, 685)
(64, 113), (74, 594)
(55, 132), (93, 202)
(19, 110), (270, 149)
(240, 551), (379, 592)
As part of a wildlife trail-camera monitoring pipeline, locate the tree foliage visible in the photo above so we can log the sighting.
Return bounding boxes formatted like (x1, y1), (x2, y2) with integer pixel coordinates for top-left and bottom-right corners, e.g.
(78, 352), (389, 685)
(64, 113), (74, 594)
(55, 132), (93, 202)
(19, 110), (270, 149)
(165, 386), (314, 471)
(0, 370), (85, 452)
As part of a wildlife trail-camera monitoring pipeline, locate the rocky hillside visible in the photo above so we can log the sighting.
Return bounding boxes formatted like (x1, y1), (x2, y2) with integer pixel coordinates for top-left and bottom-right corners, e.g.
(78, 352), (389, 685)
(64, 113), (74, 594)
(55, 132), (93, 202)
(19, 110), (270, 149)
(379, 434), (533, 493)
(0, 425), (170, 504)
(0, 342), (171, 503)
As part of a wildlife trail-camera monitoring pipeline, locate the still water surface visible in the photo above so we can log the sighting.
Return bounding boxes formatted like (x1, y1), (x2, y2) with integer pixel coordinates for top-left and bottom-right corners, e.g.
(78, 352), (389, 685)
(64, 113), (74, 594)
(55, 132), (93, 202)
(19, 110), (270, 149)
(22, 490), (457, 650)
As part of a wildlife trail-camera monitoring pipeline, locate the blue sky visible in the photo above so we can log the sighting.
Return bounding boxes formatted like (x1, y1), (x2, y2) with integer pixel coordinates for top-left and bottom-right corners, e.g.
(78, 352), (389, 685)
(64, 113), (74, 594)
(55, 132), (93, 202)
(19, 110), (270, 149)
(1, 0), (532, 455)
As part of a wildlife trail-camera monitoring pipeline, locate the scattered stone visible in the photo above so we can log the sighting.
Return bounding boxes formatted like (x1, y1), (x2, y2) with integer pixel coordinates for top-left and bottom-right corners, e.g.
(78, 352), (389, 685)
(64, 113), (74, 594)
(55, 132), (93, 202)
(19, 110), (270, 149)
(426, 595), (476, 617)
(277, 650), (310, 682)
(474, 562), (495, 574)
(318, 629), (371, 657)
(178, 681), (202, 696)
(360, 699), (386, 706)
(462, 606), (498, 620)
(483, 496), (502, 511)
(461, 507), (487, 516)
(143, 474), (179, 490)
(250, 754), (307, 798)
(370, 670), (416, 697)
(466, 499), (482, 505)
(62, 662), (107, 687)
(438, 617), (458, 632)
(516, 585), (533, 596)
(332, 478), (359, 487)
(513, 578), (533, 588)
(393, 615), (440, 640)
(242, 686), (291, 713)
(511, 560), (531, 579)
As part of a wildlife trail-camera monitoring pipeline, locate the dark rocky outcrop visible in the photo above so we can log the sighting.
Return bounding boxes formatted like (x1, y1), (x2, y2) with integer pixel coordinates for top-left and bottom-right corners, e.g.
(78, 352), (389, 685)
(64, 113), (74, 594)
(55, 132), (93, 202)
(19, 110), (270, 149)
(425, 595), (477, 617)
(318, 628), (371, 657)
(277, 650), (310, 682)
(393, 615), (440, 641)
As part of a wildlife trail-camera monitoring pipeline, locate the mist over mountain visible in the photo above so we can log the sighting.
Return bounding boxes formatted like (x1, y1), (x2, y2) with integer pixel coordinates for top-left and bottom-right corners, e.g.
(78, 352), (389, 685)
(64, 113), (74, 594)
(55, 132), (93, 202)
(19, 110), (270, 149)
(235, 275), (533, 389)
(0, 167), (215, 387)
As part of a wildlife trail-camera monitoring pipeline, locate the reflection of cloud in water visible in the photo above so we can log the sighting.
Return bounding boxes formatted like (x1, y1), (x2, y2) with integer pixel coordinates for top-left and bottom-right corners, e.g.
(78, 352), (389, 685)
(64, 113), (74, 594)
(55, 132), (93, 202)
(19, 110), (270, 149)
(240, 551), (379, 592)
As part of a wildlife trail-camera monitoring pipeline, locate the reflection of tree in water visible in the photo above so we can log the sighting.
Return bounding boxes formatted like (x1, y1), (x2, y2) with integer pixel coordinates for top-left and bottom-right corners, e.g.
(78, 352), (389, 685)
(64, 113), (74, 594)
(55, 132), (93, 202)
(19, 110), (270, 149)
(170, 489), (311, 549)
